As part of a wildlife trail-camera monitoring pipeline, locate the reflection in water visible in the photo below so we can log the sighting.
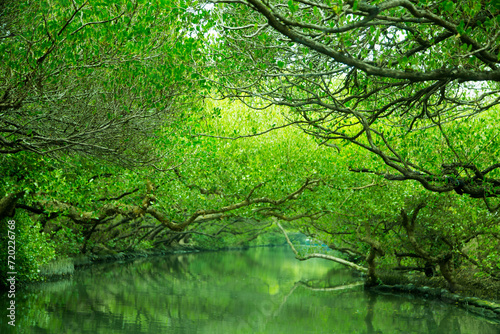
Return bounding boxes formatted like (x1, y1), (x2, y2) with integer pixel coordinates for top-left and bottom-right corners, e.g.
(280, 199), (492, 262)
(365, 293), (378, 334)
(1, 247), (499, 333)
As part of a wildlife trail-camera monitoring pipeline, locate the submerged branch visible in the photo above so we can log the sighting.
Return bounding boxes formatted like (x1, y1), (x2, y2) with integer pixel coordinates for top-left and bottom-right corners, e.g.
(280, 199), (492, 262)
(297, 281), (365, 292)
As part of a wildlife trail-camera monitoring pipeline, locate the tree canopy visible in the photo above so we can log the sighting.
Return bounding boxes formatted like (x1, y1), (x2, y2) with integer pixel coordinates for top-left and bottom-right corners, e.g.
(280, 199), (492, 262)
(202, 0), (500, 208)
(0, 0), (199, 166)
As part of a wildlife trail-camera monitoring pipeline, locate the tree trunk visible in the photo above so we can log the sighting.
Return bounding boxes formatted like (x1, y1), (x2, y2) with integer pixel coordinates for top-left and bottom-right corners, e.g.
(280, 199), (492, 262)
(0, 192), (23, 222)
(439, 257), (458, 292)
(365, 247), (379, 287)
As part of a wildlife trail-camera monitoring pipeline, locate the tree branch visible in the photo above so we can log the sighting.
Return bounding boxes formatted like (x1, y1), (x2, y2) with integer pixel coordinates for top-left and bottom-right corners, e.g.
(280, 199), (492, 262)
(276, 222), (367, 272)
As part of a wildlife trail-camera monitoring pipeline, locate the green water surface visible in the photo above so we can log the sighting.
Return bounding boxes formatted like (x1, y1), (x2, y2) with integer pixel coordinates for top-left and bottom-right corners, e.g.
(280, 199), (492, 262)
(1, 247), (499, 333)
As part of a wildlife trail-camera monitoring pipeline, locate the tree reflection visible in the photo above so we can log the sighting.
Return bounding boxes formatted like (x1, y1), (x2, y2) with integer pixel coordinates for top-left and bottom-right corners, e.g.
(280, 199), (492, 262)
(4, 248), (498, 333)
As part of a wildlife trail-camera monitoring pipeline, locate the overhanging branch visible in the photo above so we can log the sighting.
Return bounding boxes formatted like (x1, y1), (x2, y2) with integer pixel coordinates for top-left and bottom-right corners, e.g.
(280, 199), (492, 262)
(276, 222), (367, 273)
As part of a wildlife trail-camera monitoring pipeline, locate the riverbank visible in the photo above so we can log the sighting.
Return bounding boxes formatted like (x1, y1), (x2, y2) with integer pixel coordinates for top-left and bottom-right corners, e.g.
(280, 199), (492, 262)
(372, 269), (500, 321)
(371, 284), (500, 321)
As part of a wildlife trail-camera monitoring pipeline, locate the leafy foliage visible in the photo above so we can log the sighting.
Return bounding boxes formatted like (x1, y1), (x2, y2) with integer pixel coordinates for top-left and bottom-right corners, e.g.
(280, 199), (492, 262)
(0, 211), (55, 284)
(201, 0), (500, 205)
(0, 0), (200, 166)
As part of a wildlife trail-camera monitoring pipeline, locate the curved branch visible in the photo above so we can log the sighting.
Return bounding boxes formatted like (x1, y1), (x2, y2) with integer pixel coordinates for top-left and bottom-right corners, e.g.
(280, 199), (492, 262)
(239, 0), (500, 81)
(276, 222), (368, 273)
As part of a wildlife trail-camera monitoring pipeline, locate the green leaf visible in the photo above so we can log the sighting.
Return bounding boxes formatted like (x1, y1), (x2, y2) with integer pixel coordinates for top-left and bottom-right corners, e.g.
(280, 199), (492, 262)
(443, 1), (455, 13)
(352, 0), (358, 11)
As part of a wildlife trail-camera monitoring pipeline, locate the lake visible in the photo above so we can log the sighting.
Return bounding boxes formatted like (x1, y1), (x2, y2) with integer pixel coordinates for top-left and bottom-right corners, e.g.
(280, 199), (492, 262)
(1, 247), (499, 333)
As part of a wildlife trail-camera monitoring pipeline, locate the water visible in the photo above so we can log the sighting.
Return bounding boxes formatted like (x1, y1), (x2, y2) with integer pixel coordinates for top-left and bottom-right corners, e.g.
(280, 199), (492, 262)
(1, 247), (499, 333)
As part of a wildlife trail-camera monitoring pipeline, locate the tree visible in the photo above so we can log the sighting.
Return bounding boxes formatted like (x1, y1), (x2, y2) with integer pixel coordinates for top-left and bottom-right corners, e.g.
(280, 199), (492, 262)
(202, 0), (500, 209)
(0, 0), (197, 166)
(289, 182), (500, 289)
(0, 0), (206, 282)
(0, 0), (206, 222)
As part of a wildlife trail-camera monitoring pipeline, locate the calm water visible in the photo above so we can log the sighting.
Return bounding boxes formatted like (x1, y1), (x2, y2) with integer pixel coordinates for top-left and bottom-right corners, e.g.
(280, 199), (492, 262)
(1, 247), (499, 333)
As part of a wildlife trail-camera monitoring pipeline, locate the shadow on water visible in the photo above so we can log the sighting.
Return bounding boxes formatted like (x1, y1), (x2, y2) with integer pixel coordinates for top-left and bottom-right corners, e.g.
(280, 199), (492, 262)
(1, 247), (499, 333)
